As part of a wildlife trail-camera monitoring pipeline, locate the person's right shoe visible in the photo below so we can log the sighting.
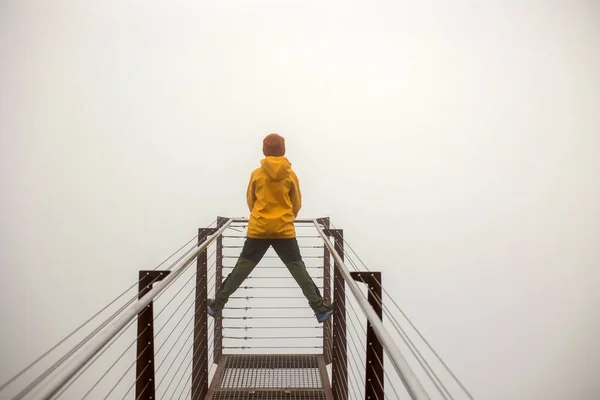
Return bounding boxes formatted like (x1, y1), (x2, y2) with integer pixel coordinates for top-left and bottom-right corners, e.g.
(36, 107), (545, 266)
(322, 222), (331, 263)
(315, 303), (334, 323)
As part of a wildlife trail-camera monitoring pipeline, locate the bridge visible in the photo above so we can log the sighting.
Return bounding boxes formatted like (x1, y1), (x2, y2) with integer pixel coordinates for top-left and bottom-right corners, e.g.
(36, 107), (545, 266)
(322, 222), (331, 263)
(0, 217), (474, 400)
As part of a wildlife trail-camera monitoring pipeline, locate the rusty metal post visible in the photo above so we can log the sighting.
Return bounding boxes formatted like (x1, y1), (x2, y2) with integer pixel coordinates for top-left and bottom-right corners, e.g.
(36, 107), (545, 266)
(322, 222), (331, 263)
(351, 271), (384, 400)
(214, 217), (227, 364)
(326, 228), (347, 400)
(192, 228), (217, 400)
(317, 217), (332, 364)
(136, 270), (170, 400)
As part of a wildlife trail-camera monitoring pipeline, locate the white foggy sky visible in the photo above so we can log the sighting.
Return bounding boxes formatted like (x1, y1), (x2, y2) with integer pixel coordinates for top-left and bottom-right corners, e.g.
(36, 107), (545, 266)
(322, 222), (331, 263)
(1, 0), (599, 398)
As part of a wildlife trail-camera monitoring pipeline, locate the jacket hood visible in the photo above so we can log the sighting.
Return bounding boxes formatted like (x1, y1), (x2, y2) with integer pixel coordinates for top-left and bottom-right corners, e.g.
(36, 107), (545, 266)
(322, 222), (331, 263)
(261, 156), (292, 181)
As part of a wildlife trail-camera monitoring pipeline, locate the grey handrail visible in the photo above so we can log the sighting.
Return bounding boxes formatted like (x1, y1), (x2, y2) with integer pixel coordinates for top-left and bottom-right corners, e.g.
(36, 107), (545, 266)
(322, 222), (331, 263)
(312, 219), (431, 400)
(26, 218), (234, 400)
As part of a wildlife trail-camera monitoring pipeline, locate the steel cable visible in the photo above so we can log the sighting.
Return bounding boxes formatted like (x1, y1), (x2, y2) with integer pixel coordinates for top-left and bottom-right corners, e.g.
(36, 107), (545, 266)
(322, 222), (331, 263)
(365, 279), (452, 399)
(333, 289), (389, 400)
(162, 306), (219, 400)
(0, 229), (211, 395)
(80, 326), (147, 399)
(53, 318), (146, 399)
(330, 322), (363, 400)
(9, 230), (215, 400)
(329, 221), (474, 400)
(335, 246), (452, 399)
(335, 289), (401, 400)
(154, 258), (220, 390)
(152, 245), (217, 341)
(155, 321), (197, 392)
(117, 362), (150, 400)
(102, 343), (151, 400)
(102, 246), (218, 400)
(45, 233), (217, 399)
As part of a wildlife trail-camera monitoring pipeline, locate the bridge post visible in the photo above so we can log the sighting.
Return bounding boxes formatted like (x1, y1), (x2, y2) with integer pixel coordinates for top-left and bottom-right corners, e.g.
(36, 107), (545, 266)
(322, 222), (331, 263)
(136, 270), (170, 400)
(325, 228), (348, 400)
(192, 228), (217, 400)
(350, 271), (384, 400)
(317, 217), (332, 364)
(214, 217), (227, 364)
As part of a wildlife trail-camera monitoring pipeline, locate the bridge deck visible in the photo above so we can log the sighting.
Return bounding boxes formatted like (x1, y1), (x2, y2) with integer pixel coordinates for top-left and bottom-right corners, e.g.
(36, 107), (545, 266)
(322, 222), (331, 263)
(206, 354), (332, 399)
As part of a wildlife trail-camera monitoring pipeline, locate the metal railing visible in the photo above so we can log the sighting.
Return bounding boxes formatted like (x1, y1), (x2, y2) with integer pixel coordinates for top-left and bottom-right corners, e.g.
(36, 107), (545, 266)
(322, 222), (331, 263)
(0, 216), (474, 400)
(311, 219), (430, 400)
(1, 219), (232, 400)
(312, 218), (475, 400)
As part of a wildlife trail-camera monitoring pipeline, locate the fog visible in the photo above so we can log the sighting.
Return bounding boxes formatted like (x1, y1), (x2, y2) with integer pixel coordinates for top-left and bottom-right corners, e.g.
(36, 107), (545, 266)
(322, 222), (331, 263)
(1, 0), (599, 399)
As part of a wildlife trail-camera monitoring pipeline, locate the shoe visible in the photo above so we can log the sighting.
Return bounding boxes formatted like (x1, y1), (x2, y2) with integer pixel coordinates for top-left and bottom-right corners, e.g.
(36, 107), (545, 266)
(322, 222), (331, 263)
(315, 303), (334, 323)
(207, 299), (218, 318)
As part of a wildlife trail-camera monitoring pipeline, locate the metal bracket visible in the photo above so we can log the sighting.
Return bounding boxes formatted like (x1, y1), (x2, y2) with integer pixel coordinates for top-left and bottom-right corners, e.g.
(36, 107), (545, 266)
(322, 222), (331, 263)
(323, 228), (347, 400)
(350, 271), (384, 400)
(192, 227), (218, 400)
(136, 270), (171, 400)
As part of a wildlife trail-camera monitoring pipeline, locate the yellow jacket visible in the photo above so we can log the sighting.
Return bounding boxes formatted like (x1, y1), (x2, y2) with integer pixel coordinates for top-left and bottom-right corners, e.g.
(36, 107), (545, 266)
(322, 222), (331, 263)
(246, 156), (301, 238)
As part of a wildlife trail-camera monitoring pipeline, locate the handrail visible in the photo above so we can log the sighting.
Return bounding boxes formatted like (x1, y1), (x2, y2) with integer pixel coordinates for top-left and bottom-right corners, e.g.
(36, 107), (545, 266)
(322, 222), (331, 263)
(25, 218), (234, 400)
(231, 217), (318, 223)
(312, 219), (431, 400)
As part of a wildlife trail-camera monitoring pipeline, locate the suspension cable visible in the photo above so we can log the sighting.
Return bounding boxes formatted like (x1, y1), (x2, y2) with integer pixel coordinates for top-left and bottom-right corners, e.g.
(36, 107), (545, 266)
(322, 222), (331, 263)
(0, 228), (210, 395)
(337, 248), (452, 399)
(313, 219), (430, 400)
(102, 343), (151, 400)
(334, 288), (392, 400)
(54, 245), (218, 399)
(28, 218), (233, 400)
(86, 251), (218, 399)
(329, 320), (363, 400)
(53, 317), (146, 398)
(160, 333), (195, 396)
(163, 306), (218, 400)
(329, 221), (474, 400)
(154, 255), (220, 391)
(363, 279), (452, 399)
(336, 242), (454, 399)
(81, 324), (149, 399)
(10, 231), (215, 400)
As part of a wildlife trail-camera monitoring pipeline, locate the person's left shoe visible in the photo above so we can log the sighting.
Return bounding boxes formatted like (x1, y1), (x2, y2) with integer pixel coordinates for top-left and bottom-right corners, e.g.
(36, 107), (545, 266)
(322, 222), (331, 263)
(315, 303), (334, 323)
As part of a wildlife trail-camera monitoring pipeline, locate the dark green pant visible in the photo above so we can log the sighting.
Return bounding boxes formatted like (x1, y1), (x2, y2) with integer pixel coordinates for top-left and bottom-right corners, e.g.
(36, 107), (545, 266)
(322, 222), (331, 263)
(210, 238), (328, 312)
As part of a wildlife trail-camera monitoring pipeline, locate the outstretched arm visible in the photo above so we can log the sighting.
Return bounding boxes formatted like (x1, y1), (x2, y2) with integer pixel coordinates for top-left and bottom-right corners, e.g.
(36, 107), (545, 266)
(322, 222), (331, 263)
(290, 171), (302, 218)
(246, 173), (256, 212)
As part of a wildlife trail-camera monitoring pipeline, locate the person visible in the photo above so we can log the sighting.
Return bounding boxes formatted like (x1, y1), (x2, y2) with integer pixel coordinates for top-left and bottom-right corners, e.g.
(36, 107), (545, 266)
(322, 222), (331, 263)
(207, 133), (333, 323)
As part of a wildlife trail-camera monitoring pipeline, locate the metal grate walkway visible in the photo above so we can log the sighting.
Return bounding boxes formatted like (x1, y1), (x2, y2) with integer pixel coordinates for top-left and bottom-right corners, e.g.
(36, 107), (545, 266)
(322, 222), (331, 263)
(207, 354), (331, 399)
